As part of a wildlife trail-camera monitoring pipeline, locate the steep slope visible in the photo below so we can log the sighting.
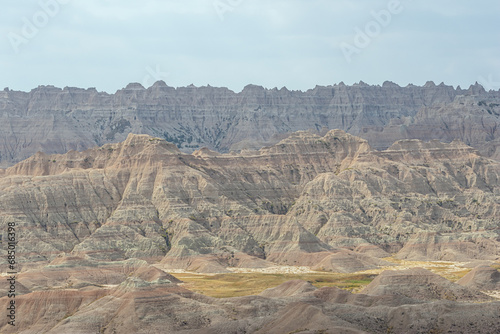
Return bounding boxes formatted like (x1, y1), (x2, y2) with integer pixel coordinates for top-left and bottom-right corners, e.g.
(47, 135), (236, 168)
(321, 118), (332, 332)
(0, 130), (499, 274)
(0, 131), (384, 273)
(360, 268), (491, 302)
(0, 81), (499, 167)
(289, 137), (500, 261)
(457, 265), (500, 290)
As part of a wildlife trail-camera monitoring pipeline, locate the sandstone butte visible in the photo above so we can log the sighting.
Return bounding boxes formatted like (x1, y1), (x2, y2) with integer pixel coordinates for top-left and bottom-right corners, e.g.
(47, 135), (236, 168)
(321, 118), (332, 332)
(0, 128), (499, 333)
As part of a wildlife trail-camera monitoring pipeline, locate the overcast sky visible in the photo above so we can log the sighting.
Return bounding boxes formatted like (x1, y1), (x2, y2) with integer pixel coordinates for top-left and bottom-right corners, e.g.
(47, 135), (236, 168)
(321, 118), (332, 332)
(0, 0), (499, 93)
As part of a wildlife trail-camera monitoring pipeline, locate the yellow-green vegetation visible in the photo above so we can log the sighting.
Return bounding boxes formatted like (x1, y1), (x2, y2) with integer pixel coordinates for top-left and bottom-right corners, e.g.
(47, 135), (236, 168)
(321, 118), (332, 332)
(378, 257), (472, 282)
(428, 266), (472, 282)
(171, 272), (375, 298)
(170, 258), (490, 298)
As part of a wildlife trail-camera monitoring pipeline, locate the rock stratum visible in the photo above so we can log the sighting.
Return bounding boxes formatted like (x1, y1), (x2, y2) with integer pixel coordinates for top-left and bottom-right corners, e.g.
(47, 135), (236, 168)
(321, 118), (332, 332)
(1, 273), (500, 334)
(0, 130), (500, 332)
(1, 130), (499, 272)
(0, 81), (499, 168)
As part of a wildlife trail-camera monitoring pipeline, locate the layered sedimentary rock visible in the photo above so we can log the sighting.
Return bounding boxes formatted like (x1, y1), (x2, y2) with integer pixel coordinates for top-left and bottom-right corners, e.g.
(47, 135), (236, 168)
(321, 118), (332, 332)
(0, 130), (499, 274)
(360, 267), (491, 302)
(457, 265), (500, 290)
(0, 81), (499, 168)
(0, 130), (499, 333)
(1, 278), (500, 334)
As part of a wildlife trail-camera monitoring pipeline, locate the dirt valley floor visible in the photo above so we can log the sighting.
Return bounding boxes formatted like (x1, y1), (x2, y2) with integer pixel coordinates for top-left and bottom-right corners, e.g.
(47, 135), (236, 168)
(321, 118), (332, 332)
(1, 256), (500, 333)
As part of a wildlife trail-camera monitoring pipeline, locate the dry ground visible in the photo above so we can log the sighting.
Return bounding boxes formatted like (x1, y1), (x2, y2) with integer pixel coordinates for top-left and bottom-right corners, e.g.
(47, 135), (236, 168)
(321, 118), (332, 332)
(170, 258), (498, 298)
(172, 272), (375, 298)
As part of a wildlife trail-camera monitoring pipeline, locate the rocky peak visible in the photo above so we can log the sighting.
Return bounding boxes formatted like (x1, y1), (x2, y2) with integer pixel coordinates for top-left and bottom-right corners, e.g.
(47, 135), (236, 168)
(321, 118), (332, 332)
(468, 82), (487, 95)
(5, 133), (180, 176)
(124, 83), (146, 91)
(241, 84), (266, 94)
(151, 80), (167, 88)
(424, 81), (436, 88)
(0, 81), (499, 167)
(382, 81), (400, 88)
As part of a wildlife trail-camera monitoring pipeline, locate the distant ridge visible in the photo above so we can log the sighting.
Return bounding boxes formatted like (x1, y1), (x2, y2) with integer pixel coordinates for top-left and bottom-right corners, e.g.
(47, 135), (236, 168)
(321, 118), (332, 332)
(0, 81), (499, 167)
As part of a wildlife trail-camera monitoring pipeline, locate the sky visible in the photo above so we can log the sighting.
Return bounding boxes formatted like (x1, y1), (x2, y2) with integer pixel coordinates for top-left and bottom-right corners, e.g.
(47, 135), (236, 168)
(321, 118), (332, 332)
(0, 0), (499, 93)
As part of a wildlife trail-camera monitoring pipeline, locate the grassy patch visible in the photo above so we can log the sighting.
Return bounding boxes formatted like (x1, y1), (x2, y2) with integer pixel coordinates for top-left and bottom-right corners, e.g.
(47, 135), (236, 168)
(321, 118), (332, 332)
(380, 257), (472, 282)
(430, 267), (472, 282)
(491, 264), (500, 270)
(171, 272), (374, 298)
(170, 259), (483, 298)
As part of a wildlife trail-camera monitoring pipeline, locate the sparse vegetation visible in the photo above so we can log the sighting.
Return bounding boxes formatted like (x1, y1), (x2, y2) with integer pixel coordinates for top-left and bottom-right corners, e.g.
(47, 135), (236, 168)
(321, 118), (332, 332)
(170, 272), (375, 298)
(261, 200), (294, 215)
(381, 257), (472, 282)
(105, 118), (131, 140)
(163, 132), (193, 146)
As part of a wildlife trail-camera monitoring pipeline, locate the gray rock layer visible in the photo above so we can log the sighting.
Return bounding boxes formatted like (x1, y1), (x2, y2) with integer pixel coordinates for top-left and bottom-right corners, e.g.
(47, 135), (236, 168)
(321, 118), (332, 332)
(1, 81), (499, 167)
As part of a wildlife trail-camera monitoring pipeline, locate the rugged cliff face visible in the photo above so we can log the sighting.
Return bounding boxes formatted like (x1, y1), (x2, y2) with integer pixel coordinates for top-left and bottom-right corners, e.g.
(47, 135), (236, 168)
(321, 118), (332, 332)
(1, 81), (499, 167)
(1, 131), (499, 273)
(1, 130), (500, 333)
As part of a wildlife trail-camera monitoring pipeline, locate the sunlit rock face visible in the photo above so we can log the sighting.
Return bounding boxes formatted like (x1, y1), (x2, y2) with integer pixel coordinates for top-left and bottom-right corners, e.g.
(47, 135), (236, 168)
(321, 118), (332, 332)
(0, 130), (499, 274)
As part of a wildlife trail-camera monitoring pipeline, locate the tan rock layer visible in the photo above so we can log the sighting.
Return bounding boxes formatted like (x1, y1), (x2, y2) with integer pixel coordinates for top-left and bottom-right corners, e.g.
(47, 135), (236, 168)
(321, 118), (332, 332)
(0, 130), (499, 272)
(1, 278), (500, 333)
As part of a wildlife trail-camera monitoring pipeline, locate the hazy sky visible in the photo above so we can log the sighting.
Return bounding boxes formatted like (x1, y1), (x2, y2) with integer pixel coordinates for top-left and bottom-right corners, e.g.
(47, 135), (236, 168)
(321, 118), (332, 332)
(1, 0), (499, 93)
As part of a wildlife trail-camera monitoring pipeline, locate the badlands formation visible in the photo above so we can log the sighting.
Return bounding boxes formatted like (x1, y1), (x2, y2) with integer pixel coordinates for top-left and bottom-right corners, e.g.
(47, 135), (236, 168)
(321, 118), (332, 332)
(0, 81), (499, 168)
(0, 127), (499, 333)
(1, 130), (500, 272)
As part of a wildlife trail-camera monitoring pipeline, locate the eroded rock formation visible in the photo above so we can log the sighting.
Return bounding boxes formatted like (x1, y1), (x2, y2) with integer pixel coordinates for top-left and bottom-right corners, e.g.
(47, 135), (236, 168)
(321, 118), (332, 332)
(0, 81), (499, 168)
(0, 130), (499, 333)
(0, 130), (499, 273)
(1, 278), (499, 334)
